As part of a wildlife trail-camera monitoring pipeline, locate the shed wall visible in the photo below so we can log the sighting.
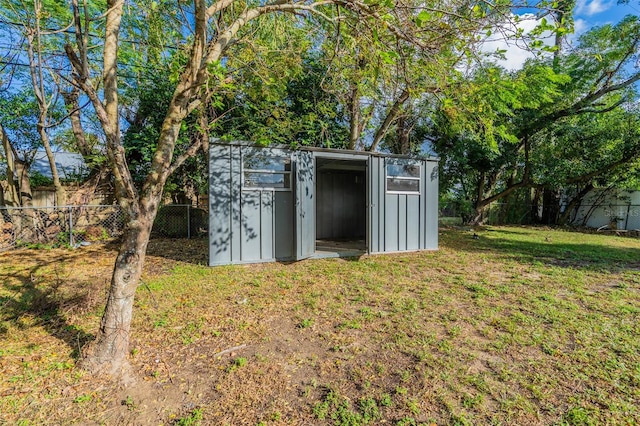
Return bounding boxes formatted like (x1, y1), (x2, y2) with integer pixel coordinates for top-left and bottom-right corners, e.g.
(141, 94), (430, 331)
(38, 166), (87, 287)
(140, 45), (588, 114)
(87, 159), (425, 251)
(209, 144), (295, 265)
(369, 157), (438, 253)
(209, 143), (438, 266)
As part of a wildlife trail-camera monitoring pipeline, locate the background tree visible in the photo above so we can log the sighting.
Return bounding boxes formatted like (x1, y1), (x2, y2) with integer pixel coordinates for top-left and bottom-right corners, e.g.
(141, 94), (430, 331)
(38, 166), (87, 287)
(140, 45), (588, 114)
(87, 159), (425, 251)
(432, 16), (640, 224)
(0, 89), (46, 207)
(534, 107), (640, 224)
(0, 0), (113, 206)
(1, 0), (75, 205)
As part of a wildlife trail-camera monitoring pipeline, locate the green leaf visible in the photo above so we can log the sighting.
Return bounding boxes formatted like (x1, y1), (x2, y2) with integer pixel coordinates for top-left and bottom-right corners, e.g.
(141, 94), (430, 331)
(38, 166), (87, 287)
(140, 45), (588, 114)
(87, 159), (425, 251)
(379, 51), (399, 65)
(416, 10), (432, 26)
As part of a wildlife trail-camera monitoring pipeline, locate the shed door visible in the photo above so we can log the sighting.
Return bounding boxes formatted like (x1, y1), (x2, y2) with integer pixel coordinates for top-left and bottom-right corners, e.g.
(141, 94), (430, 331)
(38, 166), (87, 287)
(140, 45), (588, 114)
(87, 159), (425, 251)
(295, 150), (315, 260)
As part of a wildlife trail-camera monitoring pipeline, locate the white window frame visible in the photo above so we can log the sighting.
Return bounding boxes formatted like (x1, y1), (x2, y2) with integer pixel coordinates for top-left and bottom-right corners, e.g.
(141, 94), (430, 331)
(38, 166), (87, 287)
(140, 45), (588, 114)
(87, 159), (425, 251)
(385, 161), (421, 195)
(241, 153), (292, 191)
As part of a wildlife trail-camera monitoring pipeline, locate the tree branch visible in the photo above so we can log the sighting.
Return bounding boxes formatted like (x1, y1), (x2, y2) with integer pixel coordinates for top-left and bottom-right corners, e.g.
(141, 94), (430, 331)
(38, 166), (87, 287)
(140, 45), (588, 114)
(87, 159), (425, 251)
(565, 152), (640, 184)
(368, 89), (410, 152)
(206, 0), (236, 20)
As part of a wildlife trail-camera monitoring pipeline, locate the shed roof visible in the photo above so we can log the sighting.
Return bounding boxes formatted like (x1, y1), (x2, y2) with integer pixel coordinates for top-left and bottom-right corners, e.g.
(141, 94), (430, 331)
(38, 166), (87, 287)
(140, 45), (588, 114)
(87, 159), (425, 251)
(211, 139), (440, 161)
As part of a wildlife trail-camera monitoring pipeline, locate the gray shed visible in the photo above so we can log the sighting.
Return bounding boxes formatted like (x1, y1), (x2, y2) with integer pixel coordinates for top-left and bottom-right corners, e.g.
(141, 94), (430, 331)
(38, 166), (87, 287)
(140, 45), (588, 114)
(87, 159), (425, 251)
(208, 141), (438, 266)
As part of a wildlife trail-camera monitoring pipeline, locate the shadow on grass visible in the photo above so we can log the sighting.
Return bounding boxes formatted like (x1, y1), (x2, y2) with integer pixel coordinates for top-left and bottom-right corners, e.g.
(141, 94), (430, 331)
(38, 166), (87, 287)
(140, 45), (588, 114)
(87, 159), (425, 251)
(146, 237), (368, 265)
(448, 232), (640, 271)
(145, 230), (640, 272)
(146, 237), (209, 265)
(0, 252), (96, 359)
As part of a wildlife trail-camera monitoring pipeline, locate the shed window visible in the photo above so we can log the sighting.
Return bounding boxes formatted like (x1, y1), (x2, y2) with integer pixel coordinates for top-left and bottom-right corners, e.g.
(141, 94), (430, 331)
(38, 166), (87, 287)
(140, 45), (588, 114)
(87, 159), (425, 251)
(243, 155), (292, 190)
(386, 163), (421, 194)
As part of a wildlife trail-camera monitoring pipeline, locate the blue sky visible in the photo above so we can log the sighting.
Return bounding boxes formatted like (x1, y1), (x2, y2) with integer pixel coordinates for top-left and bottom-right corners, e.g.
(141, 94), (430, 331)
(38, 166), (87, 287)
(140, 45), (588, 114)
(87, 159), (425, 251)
(574, 0), (639, 35)
(485, 0), (639, 69)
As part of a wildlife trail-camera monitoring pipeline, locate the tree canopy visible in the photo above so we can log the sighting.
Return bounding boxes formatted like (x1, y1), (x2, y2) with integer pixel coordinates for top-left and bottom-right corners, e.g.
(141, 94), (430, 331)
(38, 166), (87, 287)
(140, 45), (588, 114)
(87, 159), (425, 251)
(431, 16), (640, 223)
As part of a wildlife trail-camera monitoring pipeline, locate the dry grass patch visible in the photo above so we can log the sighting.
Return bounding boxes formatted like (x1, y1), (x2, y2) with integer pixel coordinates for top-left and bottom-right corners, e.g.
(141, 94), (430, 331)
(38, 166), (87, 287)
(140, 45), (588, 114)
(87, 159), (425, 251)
(1, 227), (639, 425)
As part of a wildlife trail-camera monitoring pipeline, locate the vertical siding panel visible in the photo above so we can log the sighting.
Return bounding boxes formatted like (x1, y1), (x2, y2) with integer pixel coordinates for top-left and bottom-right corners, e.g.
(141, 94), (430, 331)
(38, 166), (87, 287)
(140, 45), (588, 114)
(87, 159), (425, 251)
(419, 160), (427, 249)
(305, 153), (315, 256)
(209, 144), (232, 265)
(378, 157), (386, 252)
(261, 190), (274, 260)
(241, 191), (261, 261)
(230, 146), (242, 262)
(295, 151), (315, 259)
(274, 191), (294, 259)
(398, 194), (407, 251)
(385, 193), (399, 252)
(406, 195), (420, 250)
(368, 157), (377, 253)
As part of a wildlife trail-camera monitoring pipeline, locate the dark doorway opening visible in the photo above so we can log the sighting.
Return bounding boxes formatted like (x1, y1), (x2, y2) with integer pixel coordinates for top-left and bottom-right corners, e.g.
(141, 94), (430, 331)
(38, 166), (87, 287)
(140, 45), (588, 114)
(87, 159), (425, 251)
(315, 157), (367, 256)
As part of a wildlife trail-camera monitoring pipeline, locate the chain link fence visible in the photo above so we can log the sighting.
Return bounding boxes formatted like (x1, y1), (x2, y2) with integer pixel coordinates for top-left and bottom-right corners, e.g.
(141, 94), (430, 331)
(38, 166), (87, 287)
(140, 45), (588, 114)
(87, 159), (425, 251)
(152, 205), (208, 238)
(439, 202), (534, 226)
(0, 204), (208, 252)
(439, 201), (640, 231)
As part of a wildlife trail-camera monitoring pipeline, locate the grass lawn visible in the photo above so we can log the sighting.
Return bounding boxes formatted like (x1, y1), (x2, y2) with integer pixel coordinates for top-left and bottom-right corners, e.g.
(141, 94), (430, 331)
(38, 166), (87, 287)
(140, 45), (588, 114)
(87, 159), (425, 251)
(1, 226), (639, 425)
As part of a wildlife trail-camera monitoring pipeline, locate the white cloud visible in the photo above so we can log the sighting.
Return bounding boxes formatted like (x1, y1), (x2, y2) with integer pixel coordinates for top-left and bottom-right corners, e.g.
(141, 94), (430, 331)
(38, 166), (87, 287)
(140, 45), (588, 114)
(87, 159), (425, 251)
(567, 18), (590, 45)
(575, 0), (615, 16)
(480, 14), (554, 71)
(573, 18), (589, 35)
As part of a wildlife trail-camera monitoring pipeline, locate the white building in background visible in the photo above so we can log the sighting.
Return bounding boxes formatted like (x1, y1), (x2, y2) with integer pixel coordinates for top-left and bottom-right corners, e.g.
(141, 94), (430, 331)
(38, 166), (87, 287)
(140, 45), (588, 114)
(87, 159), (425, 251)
(31, 150), (87, 180)
(569, 189), (640, 231)
(0, 150), (87, 181)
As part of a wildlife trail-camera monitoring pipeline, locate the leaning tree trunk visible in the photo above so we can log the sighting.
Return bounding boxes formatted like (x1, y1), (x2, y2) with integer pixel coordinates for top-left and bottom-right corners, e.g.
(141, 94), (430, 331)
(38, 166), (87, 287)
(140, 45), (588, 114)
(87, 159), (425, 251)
(37, 123), (67, 206)
(80, 213), (154, 380)
(63, 88), (95, 166)
(557, 184), (594, 225)
(470, 180), (489, 225)
(26, 13), (67, 207)
(0, 123), (21, 207)
(13, 156), (37, 243)
(470, 205), (487, 225)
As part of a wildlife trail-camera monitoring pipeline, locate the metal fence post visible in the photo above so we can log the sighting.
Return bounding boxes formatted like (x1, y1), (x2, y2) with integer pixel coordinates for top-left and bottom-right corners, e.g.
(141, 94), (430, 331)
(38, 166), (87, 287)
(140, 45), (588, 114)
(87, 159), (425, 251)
(187, 204), (191, 239)
(625, 203), (631, 230)
(68, 206), (74, 246)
